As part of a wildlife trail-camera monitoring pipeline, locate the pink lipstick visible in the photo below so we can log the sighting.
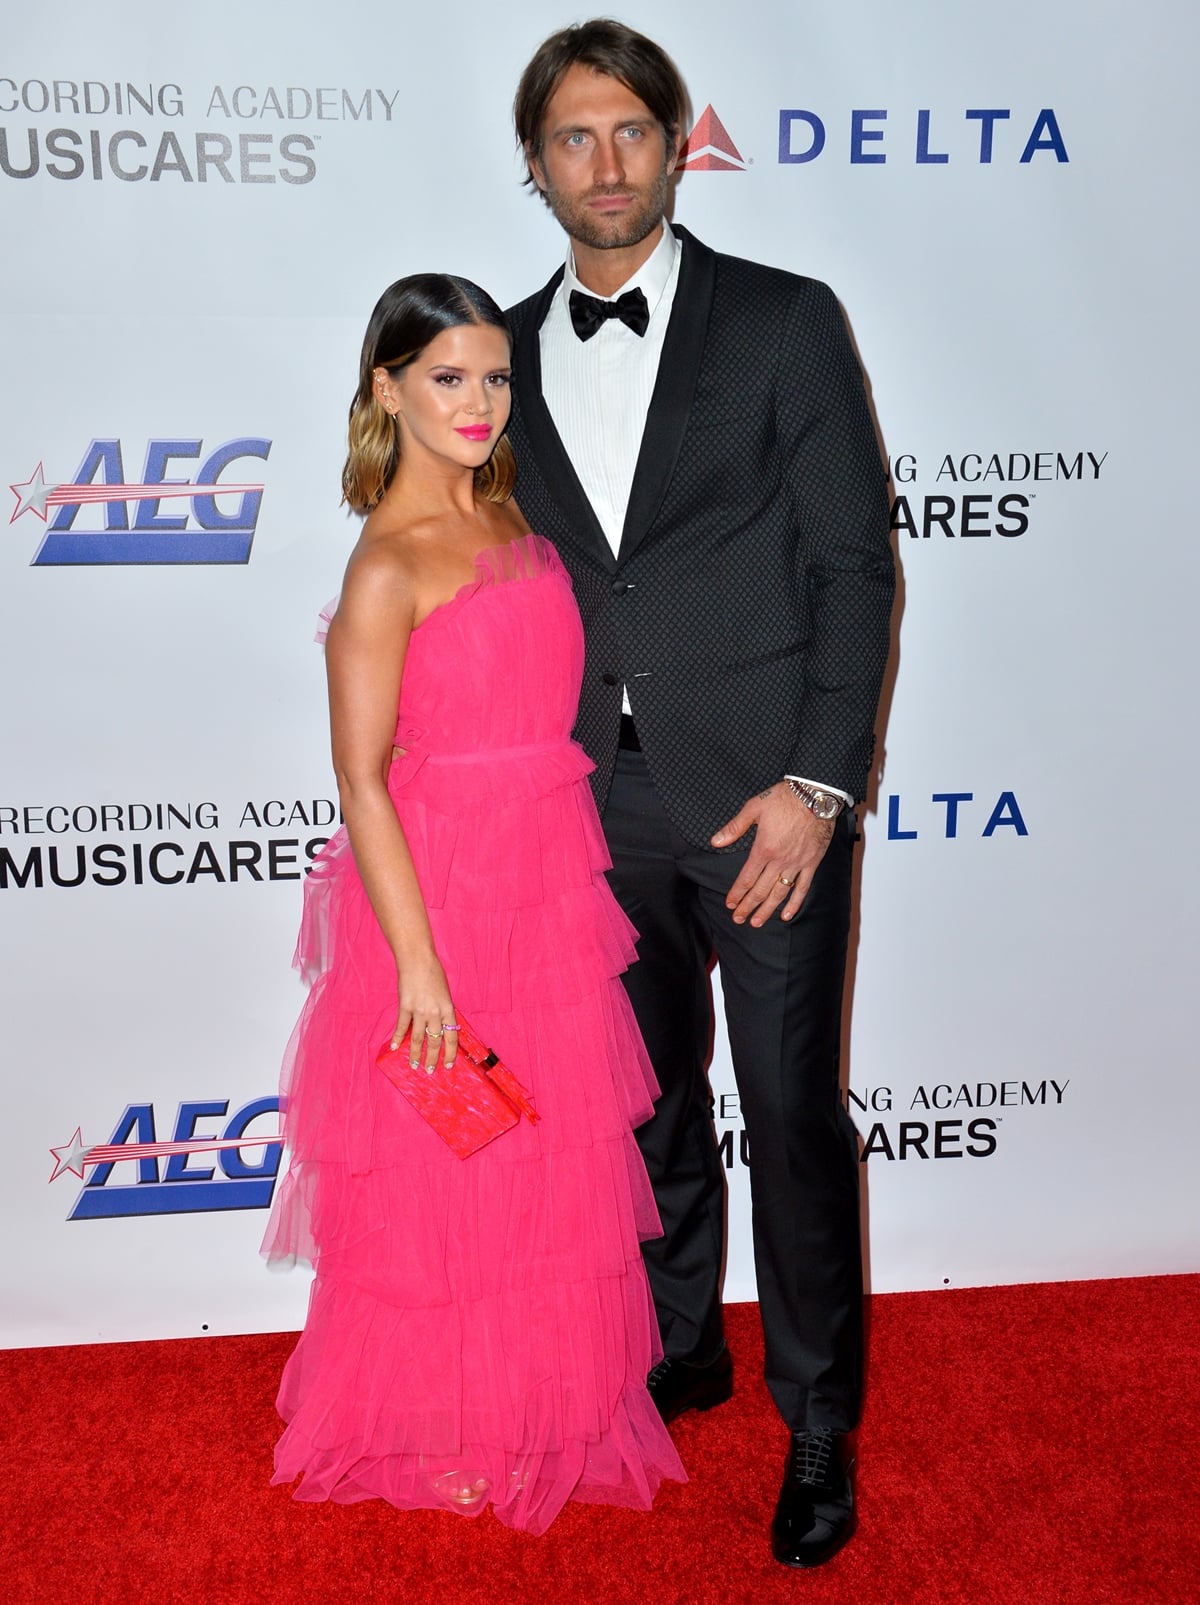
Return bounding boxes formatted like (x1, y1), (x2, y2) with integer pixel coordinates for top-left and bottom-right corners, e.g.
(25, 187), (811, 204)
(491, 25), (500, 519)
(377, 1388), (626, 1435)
(455, 425), (493, 441)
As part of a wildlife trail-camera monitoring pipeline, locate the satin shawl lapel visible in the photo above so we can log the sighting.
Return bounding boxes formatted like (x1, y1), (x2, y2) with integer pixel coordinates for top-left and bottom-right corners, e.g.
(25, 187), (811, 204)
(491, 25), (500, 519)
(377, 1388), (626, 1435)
(617, 226), (717, 563)
(513, 267), (615, 571)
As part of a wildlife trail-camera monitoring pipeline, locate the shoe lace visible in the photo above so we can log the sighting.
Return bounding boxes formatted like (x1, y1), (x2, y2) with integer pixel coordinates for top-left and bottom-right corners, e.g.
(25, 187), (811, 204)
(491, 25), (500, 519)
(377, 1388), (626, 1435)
(791, 1428), (834, 1486)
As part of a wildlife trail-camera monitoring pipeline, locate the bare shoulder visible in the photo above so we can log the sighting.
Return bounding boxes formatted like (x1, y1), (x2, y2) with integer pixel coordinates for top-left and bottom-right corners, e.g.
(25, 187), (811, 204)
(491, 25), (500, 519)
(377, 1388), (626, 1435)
(330, 521), (417, 648)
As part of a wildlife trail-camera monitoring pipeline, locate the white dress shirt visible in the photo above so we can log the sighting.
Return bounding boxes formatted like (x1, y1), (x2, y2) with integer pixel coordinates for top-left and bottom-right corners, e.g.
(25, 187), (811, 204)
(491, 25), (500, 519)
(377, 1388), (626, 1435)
(540, 221), (681, 567)
(538, 222), (852, 808)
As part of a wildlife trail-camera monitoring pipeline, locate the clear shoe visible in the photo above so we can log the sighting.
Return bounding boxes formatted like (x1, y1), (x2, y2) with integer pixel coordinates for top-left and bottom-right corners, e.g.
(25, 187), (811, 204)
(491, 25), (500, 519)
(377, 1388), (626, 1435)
(429, 1469), (490, 1513)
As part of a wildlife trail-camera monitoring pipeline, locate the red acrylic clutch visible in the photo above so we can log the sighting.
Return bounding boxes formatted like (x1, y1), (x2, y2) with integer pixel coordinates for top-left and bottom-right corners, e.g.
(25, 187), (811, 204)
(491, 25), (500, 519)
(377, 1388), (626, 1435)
(375, 1017), (540, 1159)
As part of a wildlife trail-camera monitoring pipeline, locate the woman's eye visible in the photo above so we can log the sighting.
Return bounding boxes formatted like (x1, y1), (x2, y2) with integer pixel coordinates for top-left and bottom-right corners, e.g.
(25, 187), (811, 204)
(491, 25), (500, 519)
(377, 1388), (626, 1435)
(487, 373), (511, 387)
(435, 374), (460, 386)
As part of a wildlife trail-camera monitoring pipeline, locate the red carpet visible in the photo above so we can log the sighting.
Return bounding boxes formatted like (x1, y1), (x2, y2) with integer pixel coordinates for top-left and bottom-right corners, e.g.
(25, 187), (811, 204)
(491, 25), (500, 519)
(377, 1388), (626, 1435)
(3, 1276), (1196, 1604)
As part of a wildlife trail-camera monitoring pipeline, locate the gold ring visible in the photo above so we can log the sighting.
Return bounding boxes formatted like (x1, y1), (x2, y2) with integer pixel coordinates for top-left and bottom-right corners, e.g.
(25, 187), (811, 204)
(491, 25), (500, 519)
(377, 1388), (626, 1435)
(778, 875), (794, 887)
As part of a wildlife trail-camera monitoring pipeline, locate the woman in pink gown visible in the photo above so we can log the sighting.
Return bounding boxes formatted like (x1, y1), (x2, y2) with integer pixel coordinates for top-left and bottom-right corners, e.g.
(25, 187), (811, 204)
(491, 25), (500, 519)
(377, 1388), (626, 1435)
(261, 274), (683, 1534)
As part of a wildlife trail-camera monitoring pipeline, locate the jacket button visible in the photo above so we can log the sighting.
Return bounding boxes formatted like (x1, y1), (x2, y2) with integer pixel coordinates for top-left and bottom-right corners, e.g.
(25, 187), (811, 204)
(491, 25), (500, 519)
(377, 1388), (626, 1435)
(612, 579), (628, 594)
(601, 672), (619, 686)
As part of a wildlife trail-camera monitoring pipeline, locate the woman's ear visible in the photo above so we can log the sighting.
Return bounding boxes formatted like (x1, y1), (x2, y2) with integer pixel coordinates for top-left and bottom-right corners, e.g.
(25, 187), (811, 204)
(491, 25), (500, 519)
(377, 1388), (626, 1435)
(373, 367), (400, 417)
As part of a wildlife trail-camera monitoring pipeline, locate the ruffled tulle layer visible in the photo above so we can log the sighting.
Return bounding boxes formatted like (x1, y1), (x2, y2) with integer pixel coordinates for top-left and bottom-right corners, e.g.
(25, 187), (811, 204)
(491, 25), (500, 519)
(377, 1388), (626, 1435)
(272, 1266), (681, 1535)
(272, 741), (661, 1188)
(262, 1037), (662, 1278)
(297, 741), (636, 992)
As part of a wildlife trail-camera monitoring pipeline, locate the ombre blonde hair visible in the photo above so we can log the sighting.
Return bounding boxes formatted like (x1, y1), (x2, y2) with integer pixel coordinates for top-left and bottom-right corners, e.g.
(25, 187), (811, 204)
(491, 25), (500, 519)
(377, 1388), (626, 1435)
(342, 273), (517, 513)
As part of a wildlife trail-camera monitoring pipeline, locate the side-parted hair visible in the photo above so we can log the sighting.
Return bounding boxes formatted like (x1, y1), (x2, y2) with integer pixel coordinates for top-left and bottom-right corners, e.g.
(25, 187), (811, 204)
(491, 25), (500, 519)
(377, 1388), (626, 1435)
(513, 18), (689, 196)
(342, 273), (516, 513)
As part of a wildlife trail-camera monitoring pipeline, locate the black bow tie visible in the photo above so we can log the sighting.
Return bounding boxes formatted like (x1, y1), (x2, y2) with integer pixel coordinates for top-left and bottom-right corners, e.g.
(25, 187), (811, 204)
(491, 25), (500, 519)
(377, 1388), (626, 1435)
(568, 286), (650, 342)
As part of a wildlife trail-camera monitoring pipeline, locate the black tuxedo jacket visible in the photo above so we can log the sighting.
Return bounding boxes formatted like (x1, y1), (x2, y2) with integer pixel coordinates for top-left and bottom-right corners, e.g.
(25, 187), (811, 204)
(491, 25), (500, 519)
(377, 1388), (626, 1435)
(506, 226), (894, 847)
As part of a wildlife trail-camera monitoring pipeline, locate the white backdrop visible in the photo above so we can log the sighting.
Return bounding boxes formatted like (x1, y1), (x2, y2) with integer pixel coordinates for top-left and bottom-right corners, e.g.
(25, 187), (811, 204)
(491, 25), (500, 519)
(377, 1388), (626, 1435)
(3, 0), (1197, 1345)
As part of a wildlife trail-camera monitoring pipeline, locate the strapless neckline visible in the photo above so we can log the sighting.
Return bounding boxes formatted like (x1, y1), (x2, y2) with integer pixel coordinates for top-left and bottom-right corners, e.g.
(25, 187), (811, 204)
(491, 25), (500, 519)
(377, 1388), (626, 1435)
(411, 532), (553, 634)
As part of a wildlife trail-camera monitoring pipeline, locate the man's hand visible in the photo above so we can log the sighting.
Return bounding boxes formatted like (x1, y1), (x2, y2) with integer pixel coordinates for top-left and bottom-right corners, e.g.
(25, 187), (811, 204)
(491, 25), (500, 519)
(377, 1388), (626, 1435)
(711, 783), (836, 927)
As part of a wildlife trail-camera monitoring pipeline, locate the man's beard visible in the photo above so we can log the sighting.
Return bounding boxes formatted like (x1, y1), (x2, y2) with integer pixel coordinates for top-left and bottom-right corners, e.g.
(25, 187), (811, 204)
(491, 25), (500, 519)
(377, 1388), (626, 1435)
(543, 160), (670, 252)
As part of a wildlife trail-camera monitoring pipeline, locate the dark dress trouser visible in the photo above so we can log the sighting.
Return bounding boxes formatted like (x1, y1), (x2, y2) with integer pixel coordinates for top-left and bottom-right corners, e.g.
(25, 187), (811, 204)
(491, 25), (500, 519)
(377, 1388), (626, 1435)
(603, 745), (864, 1435)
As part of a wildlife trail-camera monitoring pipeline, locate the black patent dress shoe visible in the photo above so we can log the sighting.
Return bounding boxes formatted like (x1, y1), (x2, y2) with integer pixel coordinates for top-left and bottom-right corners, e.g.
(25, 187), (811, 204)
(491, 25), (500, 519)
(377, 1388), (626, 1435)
(770, 1429), (856, 1568)
(646, 1346), (734, 1423)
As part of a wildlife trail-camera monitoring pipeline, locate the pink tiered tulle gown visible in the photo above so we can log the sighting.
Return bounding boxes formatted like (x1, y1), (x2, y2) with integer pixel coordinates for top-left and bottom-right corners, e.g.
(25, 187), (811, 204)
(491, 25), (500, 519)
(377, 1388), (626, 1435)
(261, 534), (684, 1534)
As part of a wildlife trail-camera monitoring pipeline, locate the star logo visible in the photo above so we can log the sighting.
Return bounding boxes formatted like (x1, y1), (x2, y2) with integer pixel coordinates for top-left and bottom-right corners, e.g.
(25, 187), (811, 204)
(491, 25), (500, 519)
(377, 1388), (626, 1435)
(49, 1127), (93, 1182)
(9, 462), (54, 522)
(679, 106), (747, 172)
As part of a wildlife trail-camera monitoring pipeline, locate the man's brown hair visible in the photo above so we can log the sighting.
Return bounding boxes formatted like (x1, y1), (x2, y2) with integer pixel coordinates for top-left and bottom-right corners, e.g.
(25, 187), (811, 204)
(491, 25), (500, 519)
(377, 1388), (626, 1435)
(513, 18), (689, 192)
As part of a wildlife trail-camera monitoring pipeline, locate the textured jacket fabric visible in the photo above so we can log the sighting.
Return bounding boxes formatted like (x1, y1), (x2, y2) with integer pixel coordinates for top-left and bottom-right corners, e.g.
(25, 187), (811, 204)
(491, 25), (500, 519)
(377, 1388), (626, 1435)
(507, 225), (895, 847)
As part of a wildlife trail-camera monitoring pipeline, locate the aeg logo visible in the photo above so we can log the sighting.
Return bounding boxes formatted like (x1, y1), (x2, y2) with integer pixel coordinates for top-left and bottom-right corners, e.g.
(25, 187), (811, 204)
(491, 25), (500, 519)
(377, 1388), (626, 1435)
(10, 436), (270, 564)
(50, 1098), (283, 1218)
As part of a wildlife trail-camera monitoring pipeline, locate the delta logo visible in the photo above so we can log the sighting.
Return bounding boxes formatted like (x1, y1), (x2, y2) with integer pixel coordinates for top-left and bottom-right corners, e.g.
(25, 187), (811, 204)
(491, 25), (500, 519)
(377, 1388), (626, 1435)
(678, 105), (746, 171)
(10, 435), (271, 565)
(49, 1098), (284, 1219)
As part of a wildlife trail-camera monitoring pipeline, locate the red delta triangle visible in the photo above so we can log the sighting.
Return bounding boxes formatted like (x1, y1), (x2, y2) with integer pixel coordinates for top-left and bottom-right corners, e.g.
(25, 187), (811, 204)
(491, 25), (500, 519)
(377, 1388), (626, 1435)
(679, 104), (745, 170)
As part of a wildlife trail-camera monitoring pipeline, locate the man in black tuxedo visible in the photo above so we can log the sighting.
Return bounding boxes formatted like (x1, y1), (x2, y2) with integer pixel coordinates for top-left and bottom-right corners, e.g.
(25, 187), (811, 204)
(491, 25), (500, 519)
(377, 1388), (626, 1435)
(507, 21), (894, 1568)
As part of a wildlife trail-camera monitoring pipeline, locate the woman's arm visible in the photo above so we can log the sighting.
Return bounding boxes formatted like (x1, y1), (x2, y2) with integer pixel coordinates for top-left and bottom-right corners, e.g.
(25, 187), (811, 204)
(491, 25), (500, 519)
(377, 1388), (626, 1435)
(324, 540), (457, 1069)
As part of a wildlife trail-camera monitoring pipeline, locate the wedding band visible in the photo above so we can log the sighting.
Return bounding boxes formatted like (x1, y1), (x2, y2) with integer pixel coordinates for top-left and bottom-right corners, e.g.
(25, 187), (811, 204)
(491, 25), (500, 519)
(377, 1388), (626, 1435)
(778, 875), (795, 887)
(425, 1026), (442, 1038)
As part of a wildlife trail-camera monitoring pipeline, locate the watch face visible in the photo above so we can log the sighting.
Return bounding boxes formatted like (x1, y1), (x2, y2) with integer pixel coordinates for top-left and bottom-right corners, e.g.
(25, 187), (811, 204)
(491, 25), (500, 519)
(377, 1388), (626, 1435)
(811, 791), (841, 820)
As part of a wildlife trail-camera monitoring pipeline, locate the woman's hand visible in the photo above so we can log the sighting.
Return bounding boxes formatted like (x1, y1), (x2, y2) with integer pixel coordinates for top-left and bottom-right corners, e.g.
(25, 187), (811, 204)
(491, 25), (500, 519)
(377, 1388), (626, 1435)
(391, 951), (460, 1071)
